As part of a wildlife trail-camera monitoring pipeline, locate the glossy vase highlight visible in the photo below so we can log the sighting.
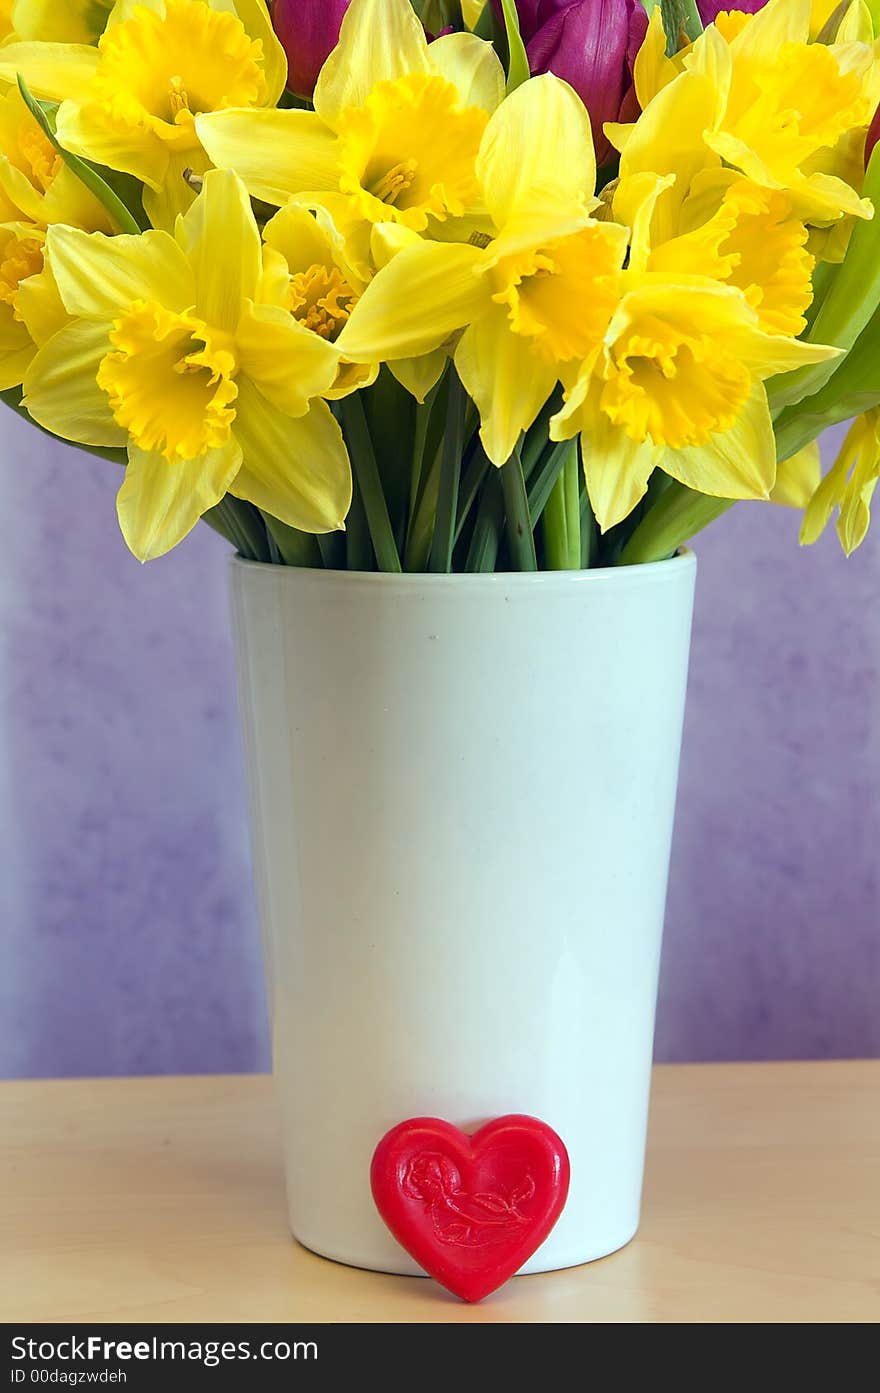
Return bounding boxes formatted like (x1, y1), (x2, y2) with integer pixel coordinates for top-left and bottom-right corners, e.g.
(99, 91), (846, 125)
(230, 556), (697, 1275)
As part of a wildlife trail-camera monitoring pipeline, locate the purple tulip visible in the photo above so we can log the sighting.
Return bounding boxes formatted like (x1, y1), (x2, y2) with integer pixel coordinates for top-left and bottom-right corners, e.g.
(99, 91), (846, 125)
(696, 0), (767, 19)
(272, 0), (353, 99)
(495, 1), (647, 165)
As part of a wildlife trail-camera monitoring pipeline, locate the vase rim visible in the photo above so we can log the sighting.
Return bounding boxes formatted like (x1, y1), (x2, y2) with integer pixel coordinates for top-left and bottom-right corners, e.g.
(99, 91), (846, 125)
(230, 549), (696, 587)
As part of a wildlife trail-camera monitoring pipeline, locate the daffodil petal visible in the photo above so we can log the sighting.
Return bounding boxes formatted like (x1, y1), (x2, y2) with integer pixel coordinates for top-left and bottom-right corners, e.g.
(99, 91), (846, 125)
(728, 0), (811, 55)
(141, 147), (206, 232)
(582, 415), (662, 533)
(236, 301), (340, 417)
(771, 441), (821, 507)
(231, 379), (352, 534)
(428, 32), (505, 113)
(15, 265), (68, 347)
(337, 240), (486, 363)
(31, 164), (115, 235)
(389, 350), (449, 403)
(177, 170), (261, 334)
(313, 0), (430, 130)
(263, 202), (335, 275)
(633, 8), (679, 109)
(455, 303), (559, 467)
(118, 439), (243, 563)
(195, 109), (340, 207)
(46, 225), (192, 319)
(662, 383), (776, 500)
(0, 338), (35, 391)
(0, 42), (98, 102)
(55, 100), (168, 190)
(800, 454), (848, 545)
(232, 0), (288, 104)
(477, 74), (596, 227)
(22, 319), (125, 447)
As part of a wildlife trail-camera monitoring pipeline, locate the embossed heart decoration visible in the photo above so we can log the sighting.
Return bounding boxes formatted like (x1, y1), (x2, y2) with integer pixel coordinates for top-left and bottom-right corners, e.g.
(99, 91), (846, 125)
(370, 1115), (570, 1302)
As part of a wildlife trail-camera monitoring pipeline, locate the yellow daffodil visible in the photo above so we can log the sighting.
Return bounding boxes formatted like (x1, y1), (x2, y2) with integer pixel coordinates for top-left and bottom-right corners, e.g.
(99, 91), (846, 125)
(801, 409), (880, 553)
(0, 0), (287, 229)
(612, 69), (815, 337)
(259, 199), (378, 397)
(338, 74), (629, 465)
(548, 277), (840, 533)
(21, 170), (351, 561)
(196, 0), (505, 245)
(691, 0), (876, 226)
(614, 0), (876, 230)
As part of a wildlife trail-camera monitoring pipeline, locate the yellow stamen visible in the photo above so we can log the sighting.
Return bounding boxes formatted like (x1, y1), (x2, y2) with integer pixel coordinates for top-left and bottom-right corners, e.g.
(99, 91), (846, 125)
(288, 264), (358, 341)
(368, 160), (418, 207)
(97, 300), (238, 461)
(168, 75), (191, 121)
(337, 73), (487, 231)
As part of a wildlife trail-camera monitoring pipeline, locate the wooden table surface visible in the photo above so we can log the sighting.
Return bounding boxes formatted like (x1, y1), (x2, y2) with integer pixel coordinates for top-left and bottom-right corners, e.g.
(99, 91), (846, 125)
(1, 1062), (877, 1324)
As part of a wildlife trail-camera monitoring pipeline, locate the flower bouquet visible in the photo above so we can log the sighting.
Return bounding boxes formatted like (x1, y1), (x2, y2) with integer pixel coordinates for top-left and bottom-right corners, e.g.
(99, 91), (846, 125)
(4, 0), (880, 1292)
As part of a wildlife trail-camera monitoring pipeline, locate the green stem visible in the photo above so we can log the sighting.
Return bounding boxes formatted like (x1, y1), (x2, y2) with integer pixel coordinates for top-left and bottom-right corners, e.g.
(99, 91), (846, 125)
(316, 531), (345, 569)
(618, 481), (733, 565)
(465, 469), (505, 573)
(501, 446), (538, 571)
(405, 375), (449, 571)
(429, 374), (465, 573)
(262, 513), (322, 568)
(520, 389), (563, 480)
(346, 471), (372, 571)
(207, 497), (269, 561)
(527, 439), (574, 528)
(660, 0), (702, 53)
(580, 488), (597, 569)
(339, 395), (401, 573)
(455, 442), (491, 544)
(543, 441), (581, 570)
(202, 502), (239, 549)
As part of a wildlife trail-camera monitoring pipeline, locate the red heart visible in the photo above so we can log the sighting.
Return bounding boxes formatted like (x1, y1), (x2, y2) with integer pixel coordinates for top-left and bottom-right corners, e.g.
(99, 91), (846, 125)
(370, 1114), (570, 1302)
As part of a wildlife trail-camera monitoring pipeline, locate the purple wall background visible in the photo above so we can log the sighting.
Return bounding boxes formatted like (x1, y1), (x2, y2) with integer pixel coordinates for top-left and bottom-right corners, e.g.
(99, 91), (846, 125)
(1, 411), (877, 1078)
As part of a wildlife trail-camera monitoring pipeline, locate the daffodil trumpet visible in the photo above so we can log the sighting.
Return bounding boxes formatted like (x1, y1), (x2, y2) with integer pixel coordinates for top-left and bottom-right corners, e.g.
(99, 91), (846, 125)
(0, 0), (878, 568)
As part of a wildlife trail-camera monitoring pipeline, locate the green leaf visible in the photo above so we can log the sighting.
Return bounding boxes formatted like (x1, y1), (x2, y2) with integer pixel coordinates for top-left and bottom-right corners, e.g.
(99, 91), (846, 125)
(618, 481), (732, 565)
(262, 513), (322, 567)
(500, 445), (537, 569)
(498, 0), (530, 93)
(339, 395), (402, 573)
(773, 318), (880, 461)
(770, 145), (880, 415)
(17, 75), (143, 236)
(465, 467), (505, 571)
(429, 372), (466, 573)
(660, 0), (703, 54)
(473, 2), (495, 38)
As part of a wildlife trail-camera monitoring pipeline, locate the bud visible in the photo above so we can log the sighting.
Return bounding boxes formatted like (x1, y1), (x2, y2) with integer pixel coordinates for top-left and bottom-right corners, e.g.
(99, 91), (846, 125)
(272, 0), (353, 99)
(495, 2), (648, 166)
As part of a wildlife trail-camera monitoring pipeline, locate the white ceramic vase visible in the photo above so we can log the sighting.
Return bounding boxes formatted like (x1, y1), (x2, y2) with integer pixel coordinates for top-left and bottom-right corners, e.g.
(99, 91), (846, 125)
(230, 554), (696, 1276)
